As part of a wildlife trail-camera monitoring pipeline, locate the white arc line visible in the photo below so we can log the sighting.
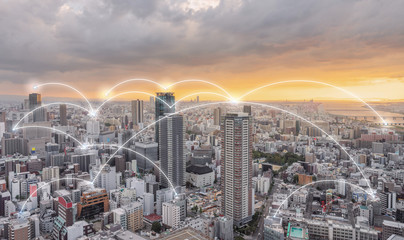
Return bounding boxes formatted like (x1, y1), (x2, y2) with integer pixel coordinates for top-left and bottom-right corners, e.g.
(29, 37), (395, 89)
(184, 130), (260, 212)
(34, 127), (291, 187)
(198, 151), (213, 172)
(242, 101), (373, 190)
(96, 91), (232, 113)
(238, 80), (387, 125)
(13, 125), (84, 147)
(172, 92), (232, 107)
(104, 78), (233, 100)
(13, 102), (90, 130)
(91, 102), (226, 185)
(90, 144), (178, 196)
(166, 79), (233, 99)
(273, 179), (374, 218)
(33, 82), (94, 111)
(104, 78), (167, 96)
(92, 100), (372, 193)
(20, 177), (93, 213)
(96, 91), (171, 112)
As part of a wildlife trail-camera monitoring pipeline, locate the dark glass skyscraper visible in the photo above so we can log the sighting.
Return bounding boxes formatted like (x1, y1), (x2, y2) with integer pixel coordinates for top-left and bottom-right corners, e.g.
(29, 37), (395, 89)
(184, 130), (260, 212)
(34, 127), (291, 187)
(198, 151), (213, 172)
(159, 114), (185, 188)
(155, 92), (175, 142)
(29, 93), (45, 122)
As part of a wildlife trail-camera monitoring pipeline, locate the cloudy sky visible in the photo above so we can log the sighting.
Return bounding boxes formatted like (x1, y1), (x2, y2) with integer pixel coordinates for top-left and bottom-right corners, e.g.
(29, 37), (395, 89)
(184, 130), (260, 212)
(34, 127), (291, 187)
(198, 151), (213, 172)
(1, 0), (404, 101)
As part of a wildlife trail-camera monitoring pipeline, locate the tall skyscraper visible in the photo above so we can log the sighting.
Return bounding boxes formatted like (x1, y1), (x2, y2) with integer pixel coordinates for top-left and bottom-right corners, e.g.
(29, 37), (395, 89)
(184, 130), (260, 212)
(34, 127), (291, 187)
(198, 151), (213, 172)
(150, 96), (155, 108)
(213, 107), (222, 126)
(131, 99), (143, 126)
(159, 114), (185, 188)
(220, 112), (253, 227)
(29, 93), (45, 122)
(60, 104), (67, 126)
(155, 92), (175, 142)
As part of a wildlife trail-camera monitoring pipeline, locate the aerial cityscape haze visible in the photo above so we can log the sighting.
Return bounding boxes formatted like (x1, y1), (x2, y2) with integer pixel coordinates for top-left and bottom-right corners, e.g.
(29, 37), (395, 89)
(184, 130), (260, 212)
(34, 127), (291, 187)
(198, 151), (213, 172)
(1, 1), (404, 240)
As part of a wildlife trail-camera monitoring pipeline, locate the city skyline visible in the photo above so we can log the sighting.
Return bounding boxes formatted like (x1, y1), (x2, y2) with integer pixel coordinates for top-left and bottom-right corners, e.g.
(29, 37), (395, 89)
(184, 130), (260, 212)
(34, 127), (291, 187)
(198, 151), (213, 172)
(1, 1), (404, 101)
(1, 1), (404, 240)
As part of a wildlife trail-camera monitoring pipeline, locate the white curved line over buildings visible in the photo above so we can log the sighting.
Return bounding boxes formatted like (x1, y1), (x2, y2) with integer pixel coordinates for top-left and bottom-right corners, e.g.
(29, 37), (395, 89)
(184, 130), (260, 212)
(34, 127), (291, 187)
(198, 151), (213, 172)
(90, 144), (178, 196)
(238, 80), (387, 125)
(33, 83), (94, 111)
(93, 100), (372, 193)
(96, 91), (172, 112)
(273, 179), (374, 218)
(13, 102), (90, 130)
(172, 92), (232, 108)
(104, 78), (167, 96)
(91, 102), (227, 184)
(97, 91), (231, 113)
(20, 177), (93, 213)
(13, 125), (84, 147)
(242, 101), (373, 190)
(166, 79), (233, 99)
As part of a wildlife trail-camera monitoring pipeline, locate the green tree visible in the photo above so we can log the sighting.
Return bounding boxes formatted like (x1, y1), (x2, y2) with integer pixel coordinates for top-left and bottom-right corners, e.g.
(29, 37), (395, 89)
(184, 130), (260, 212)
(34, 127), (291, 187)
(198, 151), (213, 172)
(192, 205), (199, 213)
(151, 222), (161, 233)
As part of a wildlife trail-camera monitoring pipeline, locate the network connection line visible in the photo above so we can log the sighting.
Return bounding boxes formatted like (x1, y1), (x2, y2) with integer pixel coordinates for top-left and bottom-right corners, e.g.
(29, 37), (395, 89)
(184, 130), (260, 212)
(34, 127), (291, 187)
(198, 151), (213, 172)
(13, 102), (90, 130)
(95, 91), (171, 112)
(104, 78), (167, 96)
(241, 101), (373, 191)
(92, 100), (373, 194)
(20, 177), (93, 213)
(97, 91), (231, 113)
(273, 179), (373, 218)
(91, 144), (178, 196)
(13, 125), (84, 147)
(165, 79), (234, 99)
(33, 82), (94, 112)
(238, 80), (387, 125)
(91, 102), (228, 185)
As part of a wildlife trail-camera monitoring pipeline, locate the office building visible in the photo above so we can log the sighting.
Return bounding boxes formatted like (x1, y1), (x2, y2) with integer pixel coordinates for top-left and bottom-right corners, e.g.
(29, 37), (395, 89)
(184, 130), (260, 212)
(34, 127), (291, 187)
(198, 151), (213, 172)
(159, 114), (185, 188)
(126, 202), (143, 232)
(213, 107), (222, 126)
(77, 189), (109, 219)
(162, 202), (180, 229)
(134, 141), (158, 172)
(383, 220), (404, 240)
(221, 112), (253, 227)
(91, 164), (117, 192)
(112, 208), (127, 230)
(60, 104), (67, 126)
(9, 218), (31, 240)
(1, 137), (28, 156)
(155, 92), (175, 142)
(131, 99), (144, 126)
(29, 93), (46, 122)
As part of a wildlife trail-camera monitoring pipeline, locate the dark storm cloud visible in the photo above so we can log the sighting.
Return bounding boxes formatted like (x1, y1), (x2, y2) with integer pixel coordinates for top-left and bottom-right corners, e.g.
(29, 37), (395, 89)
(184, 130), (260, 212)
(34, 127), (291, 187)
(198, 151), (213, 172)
(0, 0), (404, 84)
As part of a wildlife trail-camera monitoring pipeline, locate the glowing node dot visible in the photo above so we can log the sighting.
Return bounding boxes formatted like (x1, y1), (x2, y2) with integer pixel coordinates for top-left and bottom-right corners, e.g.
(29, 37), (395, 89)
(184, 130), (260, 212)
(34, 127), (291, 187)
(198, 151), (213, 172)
(231, 98), (239, 104)
(89, 110), (97, 117)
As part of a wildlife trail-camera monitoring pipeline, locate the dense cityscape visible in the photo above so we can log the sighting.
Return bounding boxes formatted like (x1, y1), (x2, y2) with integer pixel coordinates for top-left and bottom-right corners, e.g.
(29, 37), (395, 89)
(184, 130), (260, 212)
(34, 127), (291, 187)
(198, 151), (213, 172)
(2, 1), (404, 239)
(0, 88), (403, 240)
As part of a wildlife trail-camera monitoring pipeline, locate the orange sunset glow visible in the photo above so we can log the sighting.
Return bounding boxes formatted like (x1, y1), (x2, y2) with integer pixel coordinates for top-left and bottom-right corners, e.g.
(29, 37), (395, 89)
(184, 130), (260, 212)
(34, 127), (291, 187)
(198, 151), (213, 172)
(0, 1), (403, 102)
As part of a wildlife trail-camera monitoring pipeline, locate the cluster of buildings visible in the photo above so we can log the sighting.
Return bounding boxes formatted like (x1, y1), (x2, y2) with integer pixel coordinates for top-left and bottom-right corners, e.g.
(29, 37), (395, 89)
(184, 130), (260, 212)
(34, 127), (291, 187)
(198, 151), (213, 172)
(1, 92), (404, 240)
